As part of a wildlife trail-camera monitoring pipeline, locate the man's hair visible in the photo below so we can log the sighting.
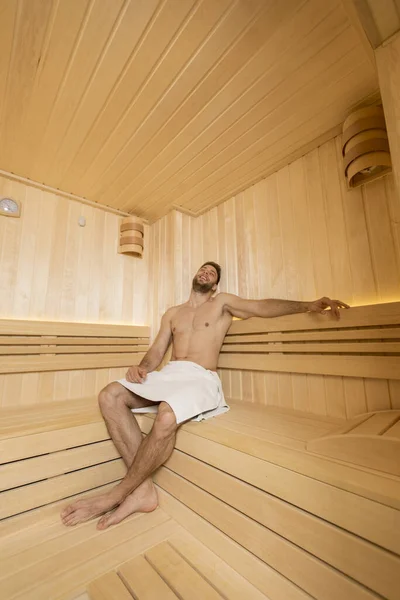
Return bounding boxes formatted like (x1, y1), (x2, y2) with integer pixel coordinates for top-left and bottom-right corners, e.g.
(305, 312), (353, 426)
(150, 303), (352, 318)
(200, 261), (221, 284)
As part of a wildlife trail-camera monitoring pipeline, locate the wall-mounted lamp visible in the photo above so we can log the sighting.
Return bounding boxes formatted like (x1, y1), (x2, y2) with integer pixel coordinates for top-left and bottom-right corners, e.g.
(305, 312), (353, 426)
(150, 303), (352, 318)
(118, 216), (144, 258)
(342, 105), (392, 188)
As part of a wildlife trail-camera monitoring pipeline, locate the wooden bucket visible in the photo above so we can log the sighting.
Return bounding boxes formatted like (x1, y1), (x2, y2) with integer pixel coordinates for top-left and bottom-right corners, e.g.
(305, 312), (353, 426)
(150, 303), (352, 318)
(342, 106), (392, 188)
(118, 216), (144, 257)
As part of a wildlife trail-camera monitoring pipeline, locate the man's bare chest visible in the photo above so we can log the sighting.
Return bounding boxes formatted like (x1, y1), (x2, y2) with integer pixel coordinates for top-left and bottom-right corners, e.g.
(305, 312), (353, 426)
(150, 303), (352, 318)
(171, 304), (222, 336)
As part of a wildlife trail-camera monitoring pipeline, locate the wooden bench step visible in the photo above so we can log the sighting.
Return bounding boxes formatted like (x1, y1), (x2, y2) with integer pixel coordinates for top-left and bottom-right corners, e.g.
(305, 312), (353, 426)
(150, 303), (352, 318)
(0, 459), (126, 519)
(88, 532), (270, 600)
(307, 410), (400, 475)
(139, 415), (400, 552)
(158, 488), (313, 600)
(1, 510), (177, 600)
(119, 555), (180, 600)
(154, 465), (399, 600)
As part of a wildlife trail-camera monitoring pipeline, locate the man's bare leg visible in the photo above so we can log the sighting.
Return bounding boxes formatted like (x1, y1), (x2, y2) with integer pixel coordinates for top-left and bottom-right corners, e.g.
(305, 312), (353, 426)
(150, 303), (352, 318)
(61, 401), (177, 527)
(60, 382), (158, 526)
(97, 402), (177, 529)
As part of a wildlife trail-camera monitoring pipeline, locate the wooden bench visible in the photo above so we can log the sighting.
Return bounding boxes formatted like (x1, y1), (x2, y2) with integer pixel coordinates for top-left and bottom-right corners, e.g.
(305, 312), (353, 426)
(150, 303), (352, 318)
(219, 301), (400, 380)
(0, 319), (150, 408)
(1, 399), (399, 600)
(0, 319), (149, 375)
(1, 308), (400, 599)
(219, 301), (400, 474)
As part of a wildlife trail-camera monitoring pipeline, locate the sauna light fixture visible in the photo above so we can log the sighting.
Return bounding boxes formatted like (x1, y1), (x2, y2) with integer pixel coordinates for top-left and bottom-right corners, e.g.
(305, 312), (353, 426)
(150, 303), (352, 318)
(342, 105), (392, 188)
(118, 216), (144, 257)
(0, 197), (21, 217)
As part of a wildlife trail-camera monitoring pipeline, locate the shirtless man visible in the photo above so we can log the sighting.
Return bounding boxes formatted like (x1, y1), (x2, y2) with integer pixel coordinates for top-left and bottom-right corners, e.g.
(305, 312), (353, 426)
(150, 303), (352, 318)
(61, 262), (349, 529)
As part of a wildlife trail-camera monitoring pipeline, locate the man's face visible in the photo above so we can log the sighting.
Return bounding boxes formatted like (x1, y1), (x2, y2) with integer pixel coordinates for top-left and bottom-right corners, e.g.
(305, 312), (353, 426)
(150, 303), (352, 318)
(192, 265), (218, 293)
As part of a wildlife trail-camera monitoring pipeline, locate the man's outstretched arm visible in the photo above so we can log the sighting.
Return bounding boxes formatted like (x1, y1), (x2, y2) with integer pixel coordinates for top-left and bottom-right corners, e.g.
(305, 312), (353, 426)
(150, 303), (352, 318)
(220, 294), (350, 320)
(126, 310), (173, 382)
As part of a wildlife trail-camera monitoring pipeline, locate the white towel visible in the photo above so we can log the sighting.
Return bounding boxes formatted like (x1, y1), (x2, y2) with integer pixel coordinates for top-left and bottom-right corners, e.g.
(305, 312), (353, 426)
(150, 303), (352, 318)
(117, 360), (229, 424)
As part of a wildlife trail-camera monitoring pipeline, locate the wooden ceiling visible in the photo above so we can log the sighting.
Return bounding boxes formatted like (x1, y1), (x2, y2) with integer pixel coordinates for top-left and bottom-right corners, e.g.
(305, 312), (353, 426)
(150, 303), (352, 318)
(0, 0), (380, 221)
(350, 0), (400, 47)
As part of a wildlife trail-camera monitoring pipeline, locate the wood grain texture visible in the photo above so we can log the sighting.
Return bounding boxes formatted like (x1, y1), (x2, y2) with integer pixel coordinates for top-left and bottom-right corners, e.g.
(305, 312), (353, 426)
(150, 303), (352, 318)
(148, 135), (400, 418)
(0, 175), (149, 407)
(0, 0), (378, 219)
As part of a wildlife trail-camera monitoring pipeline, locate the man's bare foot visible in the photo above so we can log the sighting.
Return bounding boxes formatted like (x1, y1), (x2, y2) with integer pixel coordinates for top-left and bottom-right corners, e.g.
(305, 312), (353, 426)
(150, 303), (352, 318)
(97, 480), (158, 530)
(60, 491), (120, 526)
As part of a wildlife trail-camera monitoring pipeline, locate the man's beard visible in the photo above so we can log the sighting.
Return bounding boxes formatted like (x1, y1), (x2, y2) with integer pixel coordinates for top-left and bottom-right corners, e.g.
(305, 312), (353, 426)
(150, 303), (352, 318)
(192, 275), (214, 294)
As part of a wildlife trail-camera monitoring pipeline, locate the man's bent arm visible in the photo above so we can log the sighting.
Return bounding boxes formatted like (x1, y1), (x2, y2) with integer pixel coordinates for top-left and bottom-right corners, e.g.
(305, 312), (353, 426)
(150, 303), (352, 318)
(221, 294), (350, 320)
(137, 311), (173, 372)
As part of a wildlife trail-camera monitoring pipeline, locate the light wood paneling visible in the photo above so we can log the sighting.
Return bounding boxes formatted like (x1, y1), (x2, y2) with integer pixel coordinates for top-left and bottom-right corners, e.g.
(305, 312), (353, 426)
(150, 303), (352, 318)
(344, 0), (400, 47)
(148, 135), (400, 418)
(0, 175), (149, 407)
(377, 32), (400, 249)
(0, 0), (378, 220)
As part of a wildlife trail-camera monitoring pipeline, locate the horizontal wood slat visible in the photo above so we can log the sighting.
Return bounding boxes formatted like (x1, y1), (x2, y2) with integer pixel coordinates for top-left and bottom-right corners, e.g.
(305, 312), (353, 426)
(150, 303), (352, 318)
(0, 421), (110, 462)
(1, 440), (120, 491)
(224, 328), (400, 343)
(384, 420), (400, 440)
(87, 571), (135, 600)
(0, 336), (149, 345)
(0, 460), (126, 520)
(0, 345), (149, 355)
(218, 353), (400, 380)
(0, 319), (149, 337)
(119, 554), (180, 600)
(1, 352), (145, 374)
(351, 412), (400, 436)
(145, 542), (224, 600)
(221, 342), (400, 353)
(227, 302), (400, 334)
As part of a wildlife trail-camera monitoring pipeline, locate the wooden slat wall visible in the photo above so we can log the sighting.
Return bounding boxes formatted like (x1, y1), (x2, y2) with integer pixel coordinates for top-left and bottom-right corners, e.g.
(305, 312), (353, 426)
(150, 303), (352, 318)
(149, 135), (400, 419)
(0, 176), (149, 407)
(377, 32), (400, 261)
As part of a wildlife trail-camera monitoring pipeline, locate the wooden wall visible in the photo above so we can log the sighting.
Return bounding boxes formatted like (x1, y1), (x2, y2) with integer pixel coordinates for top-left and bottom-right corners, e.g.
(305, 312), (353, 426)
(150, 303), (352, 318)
(0, 175), (149, 407)
(149, 136), (400, 419)
(377, 31), (400, 216)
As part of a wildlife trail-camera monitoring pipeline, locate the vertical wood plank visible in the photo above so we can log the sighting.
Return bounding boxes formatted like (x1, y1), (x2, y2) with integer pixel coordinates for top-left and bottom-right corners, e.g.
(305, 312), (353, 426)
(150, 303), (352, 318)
(364, 379), (391, 412)
(344, 378), (367, 418)
(363, 179), (400, 302)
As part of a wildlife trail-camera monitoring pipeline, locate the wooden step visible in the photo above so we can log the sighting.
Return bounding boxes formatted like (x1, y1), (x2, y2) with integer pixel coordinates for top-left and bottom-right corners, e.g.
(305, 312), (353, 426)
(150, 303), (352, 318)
(139, 415), (400, 553)
(139, 406), (400, 512)
(119, 555), (180, 599)
(154, 467), (398, 600)
(145, 542), (224, 599)
(0, 510), (178, 600)
(158, 488), (311, 600)
(89, 532), (270, 600)
(159, 449), (399, 598)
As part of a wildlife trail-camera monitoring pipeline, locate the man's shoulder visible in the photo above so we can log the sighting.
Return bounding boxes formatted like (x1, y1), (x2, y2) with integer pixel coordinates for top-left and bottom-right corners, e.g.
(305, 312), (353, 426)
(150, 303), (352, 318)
(163, 303), (187, 317)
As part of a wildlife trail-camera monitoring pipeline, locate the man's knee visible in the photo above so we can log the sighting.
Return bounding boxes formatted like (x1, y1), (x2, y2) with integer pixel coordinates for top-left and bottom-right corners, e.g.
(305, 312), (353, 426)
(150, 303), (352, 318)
(153, 402), (177, 438)
(98, 382), (126, 411)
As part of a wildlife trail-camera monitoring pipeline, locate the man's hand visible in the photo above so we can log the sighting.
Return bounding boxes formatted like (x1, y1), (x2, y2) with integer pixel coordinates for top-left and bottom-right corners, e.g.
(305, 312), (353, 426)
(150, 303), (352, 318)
(308, 297), (350, 319)
(126, 365), (148, 383)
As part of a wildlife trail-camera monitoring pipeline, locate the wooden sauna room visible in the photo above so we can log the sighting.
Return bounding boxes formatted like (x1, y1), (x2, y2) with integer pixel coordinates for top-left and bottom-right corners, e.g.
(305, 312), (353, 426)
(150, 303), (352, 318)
(1, 0), (400, 598)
